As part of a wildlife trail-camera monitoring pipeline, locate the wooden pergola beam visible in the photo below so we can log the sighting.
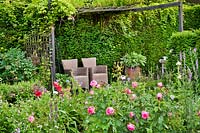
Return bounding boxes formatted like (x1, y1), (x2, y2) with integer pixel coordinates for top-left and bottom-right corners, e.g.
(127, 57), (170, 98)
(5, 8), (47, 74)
(78, 2), (181, 14)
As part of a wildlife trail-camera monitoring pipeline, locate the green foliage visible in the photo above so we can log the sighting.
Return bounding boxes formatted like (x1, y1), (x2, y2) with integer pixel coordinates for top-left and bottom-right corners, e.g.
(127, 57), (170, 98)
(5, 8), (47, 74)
(0, 48), (36, 84)
(23, 0), (76, 31)
(56, 18), (121, 69)
(0, 67), (199, 132)
(81, 79), (200, 132)
(56, 7), (178, 78)
(0, 0), (28, 48)
(112, 61), (124, 80)
(0, 83), (84, 132)
(0, 81), (35, 103)
(0, 0), (76, 49)
(184, 5), (200, 30)
(1, 0), (199, 82)
(35, 57), (51, 88)
(55, 73), (73, 89)
(166, 30), (200, 72)
(121, 52), (146, 68)
(57, 0), (175, 8)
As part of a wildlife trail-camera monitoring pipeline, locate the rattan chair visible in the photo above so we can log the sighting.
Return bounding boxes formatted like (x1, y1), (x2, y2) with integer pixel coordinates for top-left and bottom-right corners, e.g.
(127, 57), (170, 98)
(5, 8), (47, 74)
(81, 57), (108, 85)
(61, 59), (89, 89)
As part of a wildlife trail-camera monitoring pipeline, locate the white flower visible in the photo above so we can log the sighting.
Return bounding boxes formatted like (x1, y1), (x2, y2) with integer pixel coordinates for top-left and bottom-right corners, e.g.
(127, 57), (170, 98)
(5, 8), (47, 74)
(53, 91), (58, 95)
(170, 95), (175, 100)
(159, 59), (163, 63)
(176, 61), (181, 66)
(169, 49), (173, 53)
(163, 56), (168, 60)
(120, 75), (126, 80)
(55, 125), (59, 129)
(37, 125), (42, 129)
(177, 74), (182, 79)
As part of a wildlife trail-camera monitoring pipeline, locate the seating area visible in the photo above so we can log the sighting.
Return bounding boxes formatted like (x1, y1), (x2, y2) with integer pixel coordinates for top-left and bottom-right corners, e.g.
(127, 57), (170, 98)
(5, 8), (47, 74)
(61, 57), (108, 89)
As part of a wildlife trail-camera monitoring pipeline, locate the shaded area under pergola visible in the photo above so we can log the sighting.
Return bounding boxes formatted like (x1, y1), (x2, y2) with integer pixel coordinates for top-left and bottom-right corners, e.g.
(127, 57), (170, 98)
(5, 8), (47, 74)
(26, 1), (184, 89)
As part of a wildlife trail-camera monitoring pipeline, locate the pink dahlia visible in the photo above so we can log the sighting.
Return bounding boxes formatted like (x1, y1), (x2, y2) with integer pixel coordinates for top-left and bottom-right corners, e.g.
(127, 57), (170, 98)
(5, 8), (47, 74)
(127, 123), (135, 131)
(87, 106), (95, 115)
(141, 111), (149, 120)
(132, 81), (138, 88)
(157, 82), (163, 88)
(28, 115), (35, 123)
(129, 112), (135, 118)
(106, 107), (115, 116)
(157, 93), (163, 100)
(90, 80), (98, 87)
(125, 88), (132, 94)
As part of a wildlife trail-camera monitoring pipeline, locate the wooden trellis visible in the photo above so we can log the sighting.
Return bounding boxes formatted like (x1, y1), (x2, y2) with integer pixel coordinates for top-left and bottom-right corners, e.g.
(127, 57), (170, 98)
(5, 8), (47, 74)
(25, 27), (56, 87)
(25, 33), (50, 65)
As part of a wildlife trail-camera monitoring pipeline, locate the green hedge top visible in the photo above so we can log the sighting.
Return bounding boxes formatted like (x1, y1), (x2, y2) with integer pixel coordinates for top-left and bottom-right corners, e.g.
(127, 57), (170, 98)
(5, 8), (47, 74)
(184, 5), (200, 30)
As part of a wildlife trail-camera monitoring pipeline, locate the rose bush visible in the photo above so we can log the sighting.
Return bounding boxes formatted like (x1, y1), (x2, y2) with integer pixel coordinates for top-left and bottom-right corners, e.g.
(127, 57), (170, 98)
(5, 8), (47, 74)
(0, 77), (200, 132)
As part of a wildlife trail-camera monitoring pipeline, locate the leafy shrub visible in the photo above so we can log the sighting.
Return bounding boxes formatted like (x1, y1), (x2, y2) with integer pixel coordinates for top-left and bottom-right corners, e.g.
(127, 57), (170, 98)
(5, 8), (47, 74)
(0, 48), (36, 84)
(0, 86), (84, 132)
(121, 52), (146, 68)
(0, 81), (39, 103)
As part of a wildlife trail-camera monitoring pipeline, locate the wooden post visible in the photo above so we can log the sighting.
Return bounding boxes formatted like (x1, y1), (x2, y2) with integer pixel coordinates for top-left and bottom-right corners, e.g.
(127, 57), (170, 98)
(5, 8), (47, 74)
(178, 2), (183, 32)
(51, 26), (56, 87)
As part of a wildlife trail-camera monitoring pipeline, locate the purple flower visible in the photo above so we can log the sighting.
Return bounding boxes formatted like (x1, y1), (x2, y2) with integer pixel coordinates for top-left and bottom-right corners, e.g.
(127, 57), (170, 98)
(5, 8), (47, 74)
(179, 51), (182, 61)
(188, 70), (192, 81)
(196, 59), (198, 71)
(194, 48), (197, 53)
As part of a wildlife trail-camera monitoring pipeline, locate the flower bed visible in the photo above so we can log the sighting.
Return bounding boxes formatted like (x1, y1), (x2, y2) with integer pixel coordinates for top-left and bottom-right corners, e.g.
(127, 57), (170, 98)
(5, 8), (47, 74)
(0, 78), (200, 132)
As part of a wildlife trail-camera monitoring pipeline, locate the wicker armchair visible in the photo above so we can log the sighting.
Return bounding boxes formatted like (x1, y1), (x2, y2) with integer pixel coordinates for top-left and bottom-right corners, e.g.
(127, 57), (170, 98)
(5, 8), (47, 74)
(61, 59), (89, 89)
(81, 57), (108, 85)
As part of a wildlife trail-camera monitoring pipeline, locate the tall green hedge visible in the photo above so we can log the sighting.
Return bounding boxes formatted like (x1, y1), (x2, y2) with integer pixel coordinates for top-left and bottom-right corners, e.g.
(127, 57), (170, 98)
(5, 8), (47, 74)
(184, 5), (200, 30)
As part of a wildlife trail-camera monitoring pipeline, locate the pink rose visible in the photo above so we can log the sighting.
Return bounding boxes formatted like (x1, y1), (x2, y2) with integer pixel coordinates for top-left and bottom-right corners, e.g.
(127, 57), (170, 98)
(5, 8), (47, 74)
(28, 115), (35, 123)
(96, 84), (101, 88)
(129, 112), (135, 118)
(87, 106), (95, 115)
(90, 80), (98, 87)
(132, 81), (138, 88)
(157, 93), (163, 100)
(141, 111), (149, 120)
(198, 111), (200, 117)
(157, 82), (163, 88)
(106, 107), (115, 115)
(127, 123), (135, 131)
(130, 94), (137, 100)
(89, 90), (94, 95)
(125, 88), (132, 94)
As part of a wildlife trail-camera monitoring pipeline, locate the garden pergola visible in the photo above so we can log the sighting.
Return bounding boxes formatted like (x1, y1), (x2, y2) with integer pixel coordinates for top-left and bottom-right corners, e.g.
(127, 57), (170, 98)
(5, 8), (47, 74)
(27, 1), (184, 88)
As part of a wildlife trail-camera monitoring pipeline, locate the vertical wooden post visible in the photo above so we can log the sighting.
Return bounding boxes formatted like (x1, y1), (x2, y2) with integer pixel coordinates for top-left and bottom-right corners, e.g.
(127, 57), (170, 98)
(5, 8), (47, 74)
(51, 26), (56, 87)
(178, 1), (183, 32)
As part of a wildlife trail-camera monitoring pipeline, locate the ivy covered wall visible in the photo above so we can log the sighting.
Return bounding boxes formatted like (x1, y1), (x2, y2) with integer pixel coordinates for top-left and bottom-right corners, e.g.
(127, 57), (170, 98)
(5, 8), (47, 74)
(0, 0), (200, 80)
(56, 7), (178, 76)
